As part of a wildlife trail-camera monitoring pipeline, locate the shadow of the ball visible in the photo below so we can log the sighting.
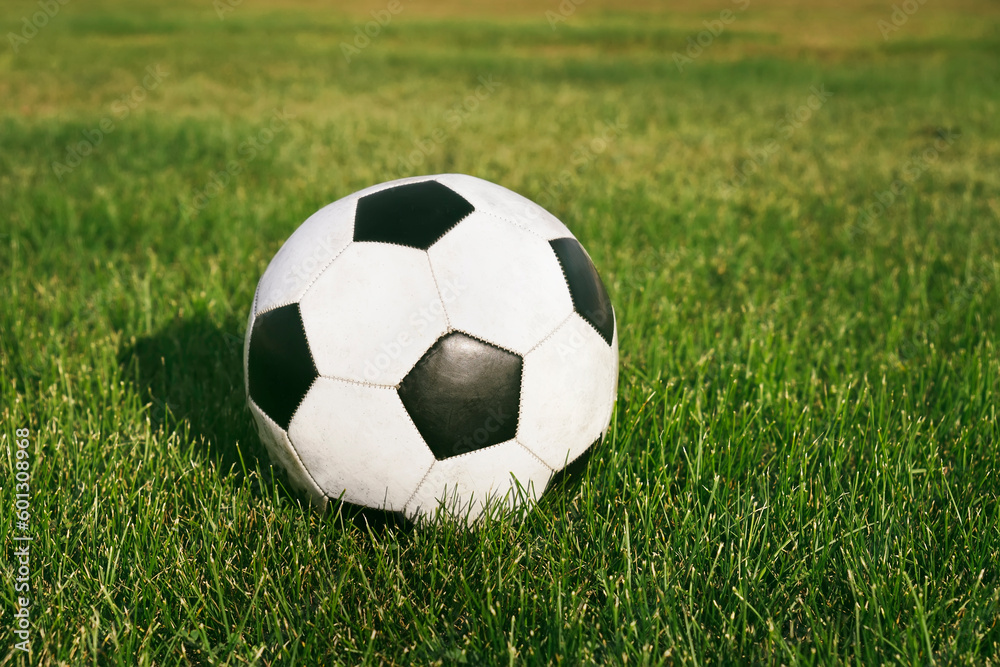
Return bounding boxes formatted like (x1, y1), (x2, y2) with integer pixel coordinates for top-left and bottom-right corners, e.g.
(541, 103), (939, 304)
(117, 314), (264, 472)
(118, 315), (602, 532)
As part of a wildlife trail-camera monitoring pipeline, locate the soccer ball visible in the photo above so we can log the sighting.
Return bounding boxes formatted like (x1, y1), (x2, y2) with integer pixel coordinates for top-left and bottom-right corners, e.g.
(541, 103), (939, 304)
(244, 174), (618, 522)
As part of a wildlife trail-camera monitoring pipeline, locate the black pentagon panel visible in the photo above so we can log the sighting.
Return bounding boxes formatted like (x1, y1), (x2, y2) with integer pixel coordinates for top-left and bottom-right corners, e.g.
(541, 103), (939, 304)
(248, 303), (317, 430)
(398, 332), (521, 460)
(353, 180), (475, 250)
(549, 237), (615, 345)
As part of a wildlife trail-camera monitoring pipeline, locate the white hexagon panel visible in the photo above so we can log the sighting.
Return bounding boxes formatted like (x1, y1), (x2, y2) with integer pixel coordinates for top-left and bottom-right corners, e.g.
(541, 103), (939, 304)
(428, 211), (574, 355)
(252, 197), (355, 316)
(248, 397), (326, 508)
(300, 243), (447, 386)
(435, 173), (576, 242)
(288, 377), (435, 510)
(517, 313), (618, 470)
(404, 440), (553, 522)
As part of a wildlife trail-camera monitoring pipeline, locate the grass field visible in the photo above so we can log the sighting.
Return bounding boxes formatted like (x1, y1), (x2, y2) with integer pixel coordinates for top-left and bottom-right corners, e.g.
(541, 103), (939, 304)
(2, 0), (1000, 663)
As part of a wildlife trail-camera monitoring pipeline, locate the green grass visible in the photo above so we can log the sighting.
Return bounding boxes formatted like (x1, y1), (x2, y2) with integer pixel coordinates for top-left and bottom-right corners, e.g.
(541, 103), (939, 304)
(2, 0), (1000, 664)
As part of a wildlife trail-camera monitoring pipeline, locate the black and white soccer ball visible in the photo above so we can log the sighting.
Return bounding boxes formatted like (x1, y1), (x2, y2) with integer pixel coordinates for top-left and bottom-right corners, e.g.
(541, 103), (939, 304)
(244, 174), (618, 522)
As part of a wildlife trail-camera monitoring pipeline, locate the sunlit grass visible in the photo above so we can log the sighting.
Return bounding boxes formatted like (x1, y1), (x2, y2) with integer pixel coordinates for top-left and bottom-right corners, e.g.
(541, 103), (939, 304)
(1, 0), (999, 664)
